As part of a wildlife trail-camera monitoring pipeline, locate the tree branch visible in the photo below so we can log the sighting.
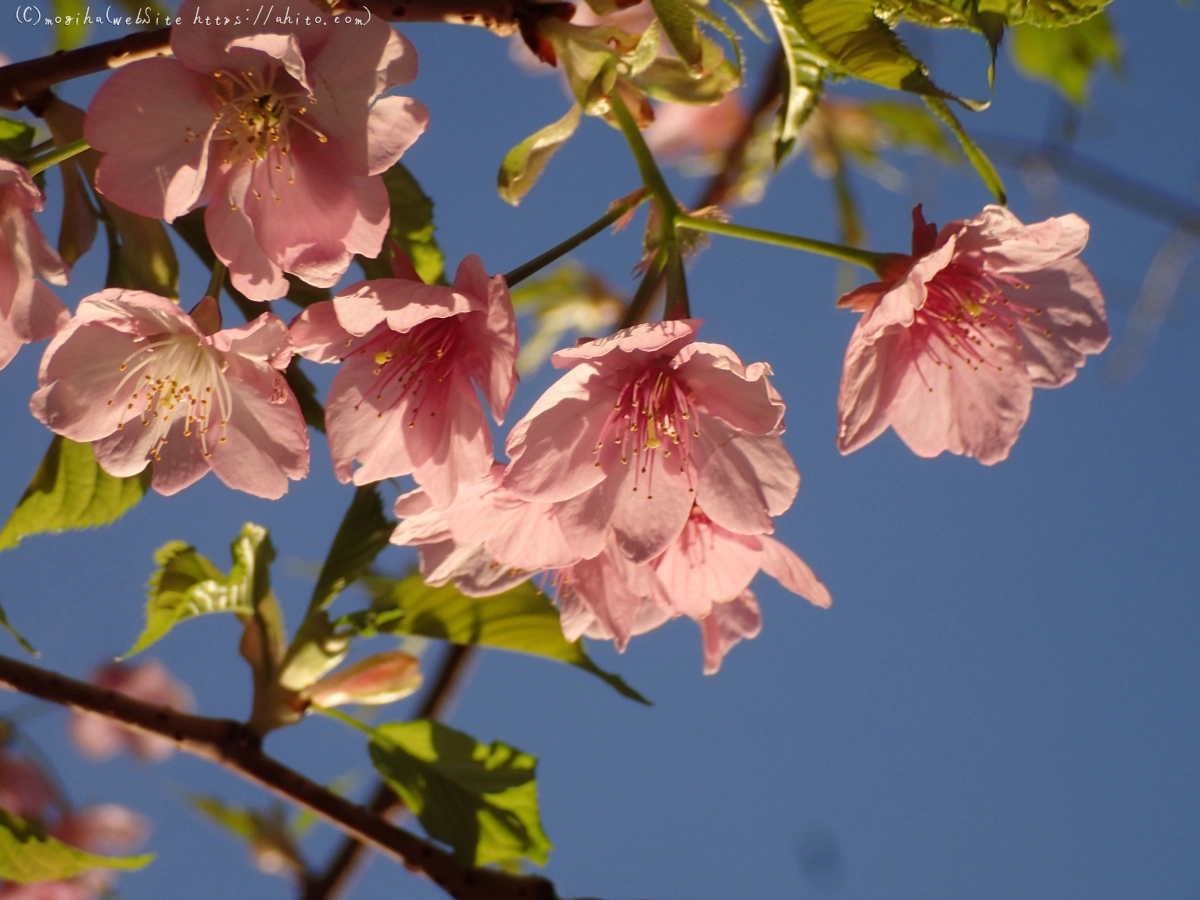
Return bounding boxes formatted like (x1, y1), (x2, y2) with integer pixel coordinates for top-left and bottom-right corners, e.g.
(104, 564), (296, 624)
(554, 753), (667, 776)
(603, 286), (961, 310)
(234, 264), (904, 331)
(300, 644), (478, 900)
(0, 0), (563, 110)
(0, 652), (553, 900)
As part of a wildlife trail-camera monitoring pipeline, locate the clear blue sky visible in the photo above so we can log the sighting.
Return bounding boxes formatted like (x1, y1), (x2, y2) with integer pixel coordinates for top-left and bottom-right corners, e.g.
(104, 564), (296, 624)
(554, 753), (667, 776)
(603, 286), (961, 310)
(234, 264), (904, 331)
(1, 3), (1198, 899)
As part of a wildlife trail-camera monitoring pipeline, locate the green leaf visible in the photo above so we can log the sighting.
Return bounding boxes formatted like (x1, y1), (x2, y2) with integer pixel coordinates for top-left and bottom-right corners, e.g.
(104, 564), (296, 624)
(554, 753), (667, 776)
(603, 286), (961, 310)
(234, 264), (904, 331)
(649, 0), (705, 70)
(310, 486), (395, 612)
(497, 105), (583, 207)
(0, 117), (35, 160)
(0, 808), (153, 883)
(103, 205), (179, 297)
(864, 99), (959, 162)
(344, 575), (650, 705)
(880, 0), (1112, 28)
(923, 96), (1006, 203)
(360, 163), (445, 285)
(125, 523), (274, 657)
(691, 3), (747, 78)
(0, 601), (36, 655)
(761, 0), (826, 164)
(0, 437), (150, 552)
(368, 720), (550, 868)
(631, 54), (741, 106)
(1009, 12), (1120, 104)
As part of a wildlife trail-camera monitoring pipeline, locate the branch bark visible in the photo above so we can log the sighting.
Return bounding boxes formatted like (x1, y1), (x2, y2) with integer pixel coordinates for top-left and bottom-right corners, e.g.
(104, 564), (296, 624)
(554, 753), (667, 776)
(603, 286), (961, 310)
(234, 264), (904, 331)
(0, 651), (553, 900)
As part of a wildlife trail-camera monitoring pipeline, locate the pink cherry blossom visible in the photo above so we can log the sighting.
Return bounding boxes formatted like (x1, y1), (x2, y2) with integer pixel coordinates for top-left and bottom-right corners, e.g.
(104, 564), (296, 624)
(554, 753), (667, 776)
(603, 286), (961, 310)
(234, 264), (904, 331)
(291, 254), (518, 506)
(837, 205), (1109, 464)
(69, 660), (194, 762)
(0, 160), (69, 371)
(503, 319), (799, 564)
(697, 591), (762, 675)
(83, 0), (428, 301)
(31, 289), (309, 498)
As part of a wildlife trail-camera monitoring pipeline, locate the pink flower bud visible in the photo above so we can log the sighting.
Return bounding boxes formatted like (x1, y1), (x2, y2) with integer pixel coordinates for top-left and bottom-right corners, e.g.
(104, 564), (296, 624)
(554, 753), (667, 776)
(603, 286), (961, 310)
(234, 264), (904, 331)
(301, 652), (422, 708)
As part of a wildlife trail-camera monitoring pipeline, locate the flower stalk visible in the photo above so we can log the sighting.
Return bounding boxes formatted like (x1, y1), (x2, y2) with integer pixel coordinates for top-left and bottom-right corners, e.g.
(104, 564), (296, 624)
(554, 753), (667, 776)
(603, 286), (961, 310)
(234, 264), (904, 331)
(677, 215), (893, 273)
(24, 137), (89, 177)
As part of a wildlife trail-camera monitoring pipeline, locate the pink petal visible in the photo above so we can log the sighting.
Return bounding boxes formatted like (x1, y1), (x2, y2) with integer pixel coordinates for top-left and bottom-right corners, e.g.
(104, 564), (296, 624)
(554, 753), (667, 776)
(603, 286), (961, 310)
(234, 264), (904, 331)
(653, 518), (762, 618)
(695, 424), (799, 534)
(758, 535), (831, 608)
(503, 365), (613, 502)
(332, 277), (476, 337)
(836, 323), (904, 456)
(150, 417), (212, 496)
(673, 341), (785, 435)
(699, 590), (762, 675)
(289, 301), (363, 363)
(87, 58), (216, 221)
(551, 318), (700, 369)
(206, 175), (289, 301)
(1008, 259), (1110, 388)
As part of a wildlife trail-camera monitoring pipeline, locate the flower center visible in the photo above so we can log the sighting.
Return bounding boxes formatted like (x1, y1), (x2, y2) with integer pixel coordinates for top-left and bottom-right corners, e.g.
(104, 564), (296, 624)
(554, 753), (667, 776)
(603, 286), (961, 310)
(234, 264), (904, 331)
(914, 261), (1043, 375)
(189, 64), (328, 207)
(594, 365), (700, 499)
(105, 334), (233, 460)
(353, 318), (463, 426)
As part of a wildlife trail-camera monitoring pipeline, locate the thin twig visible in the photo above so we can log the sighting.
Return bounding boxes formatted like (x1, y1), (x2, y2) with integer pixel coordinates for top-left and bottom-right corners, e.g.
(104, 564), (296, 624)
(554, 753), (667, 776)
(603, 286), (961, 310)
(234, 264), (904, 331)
(0, 652), (552, 900)
(300, 644), (478, 900)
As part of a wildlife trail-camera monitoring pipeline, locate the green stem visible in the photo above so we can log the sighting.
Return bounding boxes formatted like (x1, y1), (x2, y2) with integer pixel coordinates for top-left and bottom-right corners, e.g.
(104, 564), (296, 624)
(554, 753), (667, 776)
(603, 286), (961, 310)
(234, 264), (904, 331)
(678, 216), (892, 273)
(24, 138), (89, 177)
(619, 250), (668, 329)
(502, 189), (648, 287)
(206, 258), (227, 300)
(313, 705), (376, 738)
(608, 91), (679, 220)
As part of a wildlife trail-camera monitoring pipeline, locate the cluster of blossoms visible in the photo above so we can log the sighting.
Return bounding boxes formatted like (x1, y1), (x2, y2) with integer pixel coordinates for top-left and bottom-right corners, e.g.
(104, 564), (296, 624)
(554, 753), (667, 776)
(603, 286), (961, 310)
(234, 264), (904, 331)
(0, 0), (1109, 672)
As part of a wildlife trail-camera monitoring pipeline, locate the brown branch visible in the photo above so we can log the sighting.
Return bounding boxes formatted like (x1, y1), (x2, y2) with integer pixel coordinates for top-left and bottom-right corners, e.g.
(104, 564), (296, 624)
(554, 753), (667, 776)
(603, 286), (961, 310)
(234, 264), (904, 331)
(0, 652), (553, 900)
(300, 644), (478, 900)
(0, 0), (558, 111)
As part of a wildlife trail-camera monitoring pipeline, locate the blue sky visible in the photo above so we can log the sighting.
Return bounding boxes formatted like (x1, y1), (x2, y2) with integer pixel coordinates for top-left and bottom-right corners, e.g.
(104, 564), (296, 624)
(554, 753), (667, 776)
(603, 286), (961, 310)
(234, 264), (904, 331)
(1, 3), (1198, 900)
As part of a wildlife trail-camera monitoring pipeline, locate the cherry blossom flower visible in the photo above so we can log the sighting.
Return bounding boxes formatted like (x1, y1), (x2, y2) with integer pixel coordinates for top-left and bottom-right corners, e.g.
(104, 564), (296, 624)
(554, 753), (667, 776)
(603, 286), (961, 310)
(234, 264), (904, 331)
(837, 205), (1109, 464)
(503, 320), (799, 564)
(83, 0), (429, 301)
(0, 159), (69, 371)
(0, 747), (57, 818)
(290, 254), (518, 506)
(69, 660), (194, 762)
(31, 289), (309, 498)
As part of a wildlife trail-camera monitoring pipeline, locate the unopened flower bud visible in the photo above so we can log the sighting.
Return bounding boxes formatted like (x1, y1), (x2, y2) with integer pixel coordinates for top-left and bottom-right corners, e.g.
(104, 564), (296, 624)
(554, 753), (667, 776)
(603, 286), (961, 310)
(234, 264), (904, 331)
(301, 652), (422, 708)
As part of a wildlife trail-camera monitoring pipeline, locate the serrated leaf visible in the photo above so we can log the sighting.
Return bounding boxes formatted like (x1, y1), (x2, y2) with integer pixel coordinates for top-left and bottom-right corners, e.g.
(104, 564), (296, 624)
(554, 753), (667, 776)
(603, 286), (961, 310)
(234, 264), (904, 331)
(343, 575), (650, 704)
(0, 808), (153, 883)
(880, 0), (1111, 28)
(762, 0), (826, 164)
(360, 163), (445, 285)
(498, 105), (583, 207)
(368, 720), (551, 868)
(0, 117), (35, 160)
(864, 99), (958, 162)
(0, 437), (149, 552)
(632, 55), (741, 105)
(650, 0), (705, 70)
(924, 96), (1006, 203)
(1009, 12), (1119, 104)
(691, 3), (746, 78)
(125, 523), (273, 657)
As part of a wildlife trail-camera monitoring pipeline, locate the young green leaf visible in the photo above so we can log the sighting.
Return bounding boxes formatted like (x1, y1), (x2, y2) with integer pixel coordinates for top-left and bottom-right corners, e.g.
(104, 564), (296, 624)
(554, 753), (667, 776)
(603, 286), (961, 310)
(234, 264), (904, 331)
(0, 808), (153, 883)
(368, 720), (551, 868)
(761, 0), (826, 164)
(360, 163), (445, 285)
(924, 96), (1007, 203)
(343, 575), (650, 704)
(497, 105), (583, 207)
(310, 485), (395, 612)
(0, 437), (150, 553)
(1009, 13), (1120, 104)
(649, 0), (705, 71)
(125, 524), (274, 657)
